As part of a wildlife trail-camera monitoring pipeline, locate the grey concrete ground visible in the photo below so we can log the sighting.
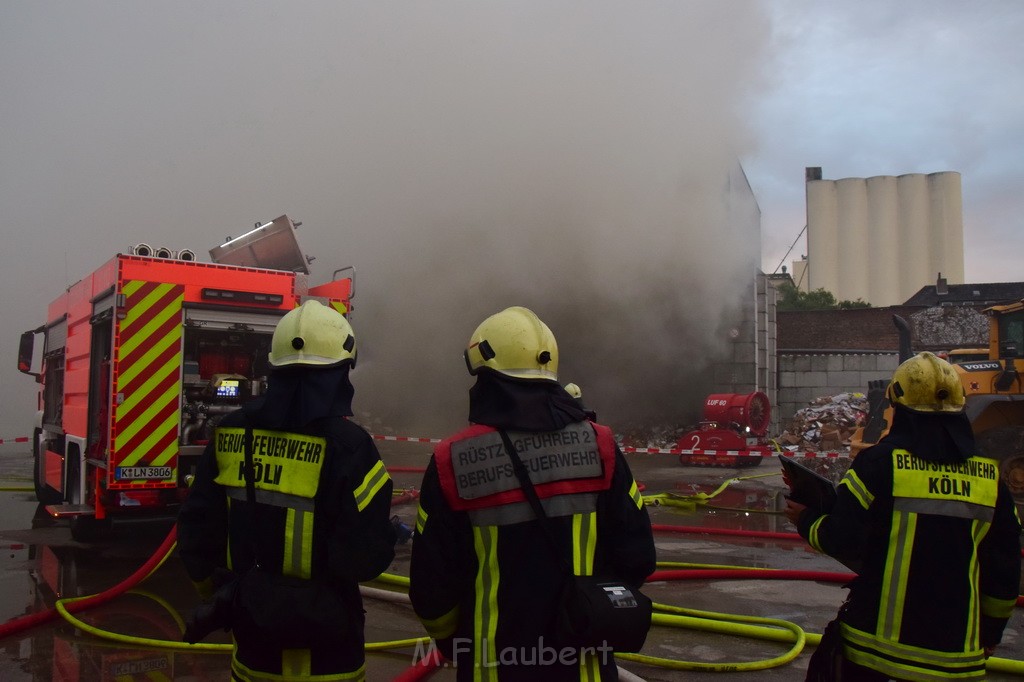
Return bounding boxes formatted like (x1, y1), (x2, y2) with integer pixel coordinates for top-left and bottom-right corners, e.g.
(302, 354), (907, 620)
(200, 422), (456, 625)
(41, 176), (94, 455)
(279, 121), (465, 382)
(0, 443), (1022, 681)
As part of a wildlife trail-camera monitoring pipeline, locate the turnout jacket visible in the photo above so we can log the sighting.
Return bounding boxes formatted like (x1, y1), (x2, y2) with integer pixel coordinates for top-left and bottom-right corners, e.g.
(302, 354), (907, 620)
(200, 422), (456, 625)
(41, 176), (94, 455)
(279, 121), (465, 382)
(409, 421), (656, 682)
(796, 440), (1021, 681)
(178, 405), (395, 680)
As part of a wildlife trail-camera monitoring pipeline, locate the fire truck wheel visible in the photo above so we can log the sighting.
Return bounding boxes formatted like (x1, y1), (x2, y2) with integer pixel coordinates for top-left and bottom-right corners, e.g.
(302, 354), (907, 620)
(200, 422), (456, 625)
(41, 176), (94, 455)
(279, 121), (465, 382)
(32, 429), (62, 505)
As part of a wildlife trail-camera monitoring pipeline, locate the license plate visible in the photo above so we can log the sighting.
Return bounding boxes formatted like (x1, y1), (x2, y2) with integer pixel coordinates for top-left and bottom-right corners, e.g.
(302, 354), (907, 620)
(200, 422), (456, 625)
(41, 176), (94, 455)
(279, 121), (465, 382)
(116, 466), (173, 480)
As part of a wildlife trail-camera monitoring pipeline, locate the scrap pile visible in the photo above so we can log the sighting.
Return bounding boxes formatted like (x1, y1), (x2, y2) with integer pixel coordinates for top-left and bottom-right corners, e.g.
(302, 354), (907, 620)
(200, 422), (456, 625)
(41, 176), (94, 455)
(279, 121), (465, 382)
(778, 392), (868, 452)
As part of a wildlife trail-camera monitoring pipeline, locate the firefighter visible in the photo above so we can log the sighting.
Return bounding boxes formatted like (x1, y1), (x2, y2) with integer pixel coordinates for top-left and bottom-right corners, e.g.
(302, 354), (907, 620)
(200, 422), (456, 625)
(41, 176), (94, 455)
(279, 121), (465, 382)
(564, 382), (597, 421)
(409, 306), (656, 681)
(784, 352), (1021, 681)
(178, 300), (395, 681)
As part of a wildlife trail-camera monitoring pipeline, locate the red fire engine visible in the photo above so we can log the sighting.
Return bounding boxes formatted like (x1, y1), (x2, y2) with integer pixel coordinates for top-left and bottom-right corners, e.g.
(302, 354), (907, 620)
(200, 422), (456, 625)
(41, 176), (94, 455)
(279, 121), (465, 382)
(17, 216), (353, 540)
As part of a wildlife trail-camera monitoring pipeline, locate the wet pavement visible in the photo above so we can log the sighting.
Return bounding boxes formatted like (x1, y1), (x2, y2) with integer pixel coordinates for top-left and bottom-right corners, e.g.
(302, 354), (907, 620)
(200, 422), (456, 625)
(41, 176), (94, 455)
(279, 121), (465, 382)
(0, 443), (1022, 681)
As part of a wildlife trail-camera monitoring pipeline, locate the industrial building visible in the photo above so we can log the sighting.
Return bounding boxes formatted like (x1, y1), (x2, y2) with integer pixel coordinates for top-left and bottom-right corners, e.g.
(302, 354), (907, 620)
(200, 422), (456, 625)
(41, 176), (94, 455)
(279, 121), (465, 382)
(798, 166), (965, 307)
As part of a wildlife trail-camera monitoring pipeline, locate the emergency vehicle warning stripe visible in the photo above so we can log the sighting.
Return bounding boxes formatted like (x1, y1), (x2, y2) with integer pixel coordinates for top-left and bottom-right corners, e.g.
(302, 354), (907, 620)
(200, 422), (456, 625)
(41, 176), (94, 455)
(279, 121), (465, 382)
(113, 280), (184, 476)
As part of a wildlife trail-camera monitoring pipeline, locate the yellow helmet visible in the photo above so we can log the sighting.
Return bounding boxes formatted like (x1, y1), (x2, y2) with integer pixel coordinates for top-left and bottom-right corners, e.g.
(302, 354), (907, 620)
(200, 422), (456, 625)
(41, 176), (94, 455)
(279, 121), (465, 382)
(465, 306), (558, 382)
(564, 382), (582, 399)
(886, 351), (965, 413)
(268, 300), (356, 368)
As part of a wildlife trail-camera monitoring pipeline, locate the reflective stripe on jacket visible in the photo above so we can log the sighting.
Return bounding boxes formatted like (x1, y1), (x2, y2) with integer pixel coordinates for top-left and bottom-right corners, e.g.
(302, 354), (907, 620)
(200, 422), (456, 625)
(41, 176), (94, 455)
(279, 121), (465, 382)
(411, 421), (656, 682)
(800, 445), (1021, 681)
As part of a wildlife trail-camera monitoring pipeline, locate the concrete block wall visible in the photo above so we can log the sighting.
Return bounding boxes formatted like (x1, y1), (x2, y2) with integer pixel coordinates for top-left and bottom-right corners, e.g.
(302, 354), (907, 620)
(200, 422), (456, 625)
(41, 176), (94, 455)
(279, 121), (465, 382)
(777, 352), (899, 427)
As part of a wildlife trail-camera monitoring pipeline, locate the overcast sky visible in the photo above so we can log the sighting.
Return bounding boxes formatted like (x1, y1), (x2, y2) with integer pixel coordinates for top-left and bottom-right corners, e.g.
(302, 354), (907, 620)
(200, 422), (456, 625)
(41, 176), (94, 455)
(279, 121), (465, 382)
(1, 1), (1021, 438)
(751, 1), (1024, 280)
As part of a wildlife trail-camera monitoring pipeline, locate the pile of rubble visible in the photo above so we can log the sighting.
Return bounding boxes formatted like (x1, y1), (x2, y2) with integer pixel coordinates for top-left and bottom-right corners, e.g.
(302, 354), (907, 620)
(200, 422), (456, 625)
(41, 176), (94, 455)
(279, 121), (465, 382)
(778, 392), (869, 452)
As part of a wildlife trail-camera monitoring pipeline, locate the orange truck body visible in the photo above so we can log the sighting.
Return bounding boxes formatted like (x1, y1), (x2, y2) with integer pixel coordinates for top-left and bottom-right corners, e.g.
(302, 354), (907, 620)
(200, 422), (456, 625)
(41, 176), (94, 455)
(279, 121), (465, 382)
(19, 224), (351, 538)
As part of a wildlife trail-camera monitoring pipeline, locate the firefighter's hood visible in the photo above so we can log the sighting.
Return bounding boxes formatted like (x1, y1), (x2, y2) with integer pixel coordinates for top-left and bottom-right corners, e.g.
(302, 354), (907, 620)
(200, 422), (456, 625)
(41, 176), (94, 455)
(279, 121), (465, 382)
(883, 403), (975, 464)
(468, 371), (586, 432)
(252, 365), (354, 428)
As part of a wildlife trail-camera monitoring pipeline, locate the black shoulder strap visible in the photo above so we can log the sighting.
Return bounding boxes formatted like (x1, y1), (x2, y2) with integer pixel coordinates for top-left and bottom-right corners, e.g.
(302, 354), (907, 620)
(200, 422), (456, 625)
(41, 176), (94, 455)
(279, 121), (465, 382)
(241, 418), (262, 569)
(243, 425), (256, 506)
(497, 429), (572, 574)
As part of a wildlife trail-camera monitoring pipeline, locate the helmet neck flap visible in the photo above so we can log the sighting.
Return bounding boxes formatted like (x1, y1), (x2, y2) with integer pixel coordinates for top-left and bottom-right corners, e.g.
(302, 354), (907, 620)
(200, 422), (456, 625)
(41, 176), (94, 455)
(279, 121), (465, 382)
(882, 403), (975, 464)
(468, 371), (586, 432)
(250, 364), (355, 429)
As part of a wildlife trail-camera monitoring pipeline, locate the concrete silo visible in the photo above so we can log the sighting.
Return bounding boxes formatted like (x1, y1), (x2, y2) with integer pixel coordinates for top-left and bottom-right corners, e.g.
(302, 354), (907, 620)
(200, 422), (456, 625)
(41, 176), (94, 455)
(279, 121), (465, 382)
(804, 167), (964, 307)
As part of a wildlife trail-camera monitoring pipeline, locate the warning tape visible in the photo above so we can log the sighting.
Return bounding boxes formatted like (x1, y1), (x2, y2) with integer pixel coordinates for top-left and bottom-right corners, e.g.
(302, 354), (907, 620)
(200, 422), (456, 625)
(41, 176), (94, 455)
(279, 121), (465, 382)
(0, 432), (848, 459)
(623, 446), (848, 458)
(373, 435), (442, 444)
(369, 433), (847, 459)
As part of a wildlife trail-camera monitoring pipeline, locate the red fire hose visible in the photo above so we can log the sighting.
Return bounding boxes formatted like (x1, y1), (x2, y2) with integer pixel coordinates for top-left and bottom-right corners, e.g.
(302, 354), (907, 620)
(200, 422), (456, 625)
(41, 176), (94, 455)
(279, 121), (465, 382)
(0, 524), (178, 640)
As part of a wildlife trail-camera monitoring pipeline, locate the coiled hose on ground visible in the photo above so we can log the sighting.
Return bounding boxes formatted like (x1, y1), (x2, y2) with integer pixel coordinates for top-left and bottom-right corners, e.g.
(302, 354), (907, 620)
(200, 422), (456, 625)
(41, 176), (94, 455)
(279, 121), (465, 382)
(1, 522), (1021, 679)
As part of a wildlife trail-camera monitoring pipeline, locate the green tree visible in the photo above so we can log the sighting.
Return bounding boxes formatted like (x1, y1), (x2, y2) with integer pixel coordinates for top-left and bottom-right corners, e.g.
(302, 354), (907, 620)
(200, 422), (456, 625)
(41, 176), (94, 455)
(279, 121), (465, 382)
(776, 282), (870, 311)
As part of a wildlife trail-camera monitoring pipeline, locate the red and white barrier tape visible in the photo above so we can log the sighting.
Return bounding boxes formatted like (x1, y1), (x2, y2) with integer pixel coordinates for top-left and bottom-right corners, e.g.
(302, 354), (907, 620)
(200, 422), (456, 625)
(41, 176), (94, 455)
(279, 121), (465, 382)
(0, 431), (847, 459)
(623, 446), (847, 458)
(369, 433), (847, 459)
(372, 435), (442, 444)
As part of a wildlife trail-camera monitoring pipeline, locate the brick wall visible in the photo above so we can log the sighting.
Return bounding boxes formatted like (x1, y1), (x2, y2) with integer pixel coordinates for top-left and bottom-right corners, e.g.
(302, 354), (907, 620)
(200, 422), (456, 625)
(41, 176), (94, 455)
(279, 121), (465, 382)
(778, 306), (923, 351)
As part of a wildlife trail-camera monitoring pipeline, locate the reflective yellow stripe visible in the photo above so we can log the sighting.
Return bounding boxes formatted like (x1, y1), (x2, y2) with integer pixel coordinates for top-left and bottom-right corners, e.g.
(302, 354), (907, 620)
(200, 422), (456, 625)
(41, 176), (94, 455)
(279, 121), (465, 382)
(231, 655), (365, 681)
(354, 460), (390, 512)
(879, 510), (915, 639)
(420, 606), (459, 639)
(416, 504), (428, 535)
(281, 649), (311, 677)
(964, 519), (989, 649)
(572, 512), (597, 576)
(579, 650), (601, 680)
(472, 526), (499, 682)
(839, 468), (873, 510)
(283, 508), (314, 578)
(627, 479), (643, 510)
(573, 512), (599, 679)
(808, 515), (825, 553)
(981, 592), (1017, 619)
(842, 622), (987, 680)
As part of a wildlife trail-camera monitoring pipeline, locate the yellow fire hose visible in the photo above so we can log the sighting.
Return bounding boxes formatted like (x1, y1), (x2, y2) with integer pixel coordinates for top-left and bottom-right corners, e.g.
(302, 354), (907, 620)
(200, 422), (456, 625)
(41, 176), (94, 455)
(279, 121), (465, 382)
(21, 469), (1024, 679)
(48, 544), (1024, 677)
